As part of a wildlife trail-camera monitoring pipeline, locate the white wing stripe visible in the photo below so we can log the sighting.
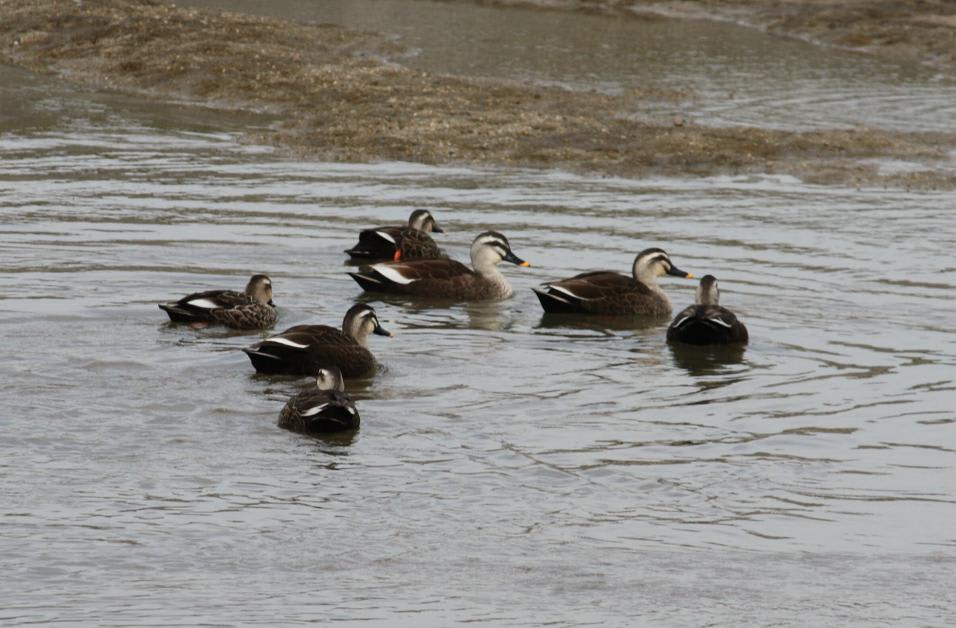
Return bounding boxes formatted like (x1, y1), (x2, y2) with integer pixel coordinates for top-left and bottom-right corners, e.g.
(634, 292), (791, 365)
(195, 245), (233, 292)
(300, 403), (329, 417)
(707, 317), (733, 328)
(373, 264), (415, 285)
(264, 337), (310, 349)
(186, 298), (221, 309)
(550, 285), (590, 300)
(374, 231), (396, 244)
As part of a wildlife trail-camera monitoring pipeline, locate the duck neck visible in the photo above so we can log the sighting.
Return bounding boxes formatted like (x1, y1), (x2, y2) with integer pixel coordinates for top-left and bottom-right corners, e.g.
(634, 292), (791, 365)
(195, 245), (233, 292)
(697, 283), (720, 306)
(633, 265), (668, 305)
(344, 318), (370, 347)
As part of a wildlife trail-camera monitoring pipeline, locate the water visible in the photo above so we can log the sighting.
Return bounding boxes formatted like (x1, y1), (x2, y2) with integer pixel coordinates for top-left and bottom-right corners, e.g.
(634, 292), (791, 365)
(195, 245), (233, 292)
(2, 5), (956, 626)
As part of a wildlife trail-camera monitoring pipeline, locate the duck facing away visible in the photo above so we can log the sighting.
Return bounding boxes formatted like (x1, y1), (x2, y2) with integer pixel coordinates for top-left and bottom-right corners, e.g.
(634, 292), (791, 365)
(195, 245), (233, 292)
(348, 231), (530, 301)
(533, 248), (693, 316)
(242, 304), (391, 377)
(278, 366), (360, 433)
(345, 209), (445, 261)
(667, 275), (748, 345)
(159, 274), (277, 329)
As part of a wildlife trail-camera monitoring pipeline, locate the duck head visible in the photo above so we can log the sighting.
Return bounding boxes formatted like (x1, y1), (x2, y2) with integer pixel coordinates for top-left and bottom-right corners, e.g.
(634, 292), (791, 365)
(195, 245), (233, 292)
(470, 231), (530, 275)
(245, 274), (274, 306)
(408, 209), (444, 233)
(343, 303), (393, 345)
(315, 366), (346, 392)
(632, 248), (692, 285)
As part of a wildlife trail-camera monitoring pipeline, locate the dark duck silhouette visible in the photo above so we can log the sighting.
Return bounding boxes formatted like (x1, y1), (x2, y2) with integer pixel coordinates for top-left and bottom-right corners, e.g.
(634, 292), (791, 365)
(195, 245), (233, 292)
(243, 304), (391, 377)
(667, 275), (748, 345)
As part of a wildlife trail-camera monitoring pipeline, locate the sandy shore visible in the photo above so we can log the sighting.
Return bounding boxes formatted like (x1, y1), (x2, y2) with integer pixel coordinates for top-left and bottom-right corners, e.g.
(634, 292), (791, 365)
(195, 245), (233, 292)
(1, 0), (954, 188)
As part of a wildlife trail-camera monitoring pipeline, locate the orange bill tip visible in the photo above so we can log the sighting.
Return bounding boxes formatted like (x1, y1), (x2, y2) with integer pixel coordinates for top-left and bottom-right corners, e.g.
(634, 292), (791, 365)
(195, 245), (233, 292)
(685, 273), (695, 279)
(392, 250), (402, 261)
(520, 261), (531, 267)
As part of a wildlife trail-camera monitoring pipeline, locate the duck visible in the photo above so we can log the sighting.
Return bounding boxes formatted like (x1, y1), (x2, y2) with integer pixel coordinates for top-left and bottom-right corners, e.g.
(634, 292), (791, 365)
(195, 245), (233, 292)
(278, 366), (360, 433)
(158, 274), (277, 329)
(667, 275), (748, 345)
(532, 248), (693, 316)
(242, 303), (391, 377)
(347, 231), (529, 301)
(345, 209), (445, 261)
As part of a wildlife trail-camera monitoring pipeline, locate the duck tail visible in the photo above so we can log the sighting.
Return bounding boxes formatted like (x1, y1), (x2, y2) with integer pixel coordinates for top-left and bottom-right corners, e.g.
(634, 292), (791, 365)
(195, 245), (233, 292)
(158, 303), (197, 323)
(532, 287), (578, 314)
(348, 271), (383, 292)
(242, 347), (282, 372)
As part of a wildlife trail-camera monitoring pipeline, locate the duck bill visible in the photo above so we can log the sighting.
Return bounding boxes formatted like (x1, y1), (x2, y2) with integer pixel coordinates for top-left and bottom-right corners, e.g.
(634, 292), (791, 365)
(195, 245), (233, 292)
(667, 265), (693, 279)
(503, 250), (530, 267)
(431, 223), (445, 234)
(373, 323), (394, 337)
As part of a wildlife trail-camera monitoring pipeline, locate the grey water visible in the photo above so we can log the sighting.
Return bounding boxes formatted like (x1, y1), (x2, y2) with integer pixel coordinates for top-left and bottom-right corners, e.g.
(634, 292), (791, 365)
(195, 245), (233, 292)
(2, 3), (956, 626)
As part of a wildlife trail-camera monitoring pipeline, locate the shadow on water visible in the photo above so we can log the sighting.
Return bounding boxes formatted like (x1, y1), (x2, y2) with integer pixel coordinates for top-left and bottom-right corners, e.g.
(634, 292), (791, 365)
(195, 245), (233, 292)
(668, 341), (748, 375)
(535, 312), (670, 334)
(353, 292), (517, 331)
(301, 428), (360, 449)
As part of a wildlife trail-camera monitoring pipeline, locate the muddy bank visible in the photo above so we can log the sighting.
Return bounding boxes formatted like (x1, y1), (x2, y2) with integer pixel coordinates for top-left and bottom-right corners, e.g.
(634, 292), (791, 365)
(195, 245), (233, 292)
(1, 0), (954, 187)
(460, 1), (956, 72)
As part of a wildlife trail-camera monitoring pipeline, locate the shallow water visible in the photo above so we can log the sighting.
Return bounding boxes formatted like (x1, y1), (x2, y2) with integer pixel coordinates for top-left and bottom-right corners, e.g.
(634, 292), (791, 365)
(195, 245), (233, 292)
(187, 0), (956, 133)
(2, 6), (956, 626)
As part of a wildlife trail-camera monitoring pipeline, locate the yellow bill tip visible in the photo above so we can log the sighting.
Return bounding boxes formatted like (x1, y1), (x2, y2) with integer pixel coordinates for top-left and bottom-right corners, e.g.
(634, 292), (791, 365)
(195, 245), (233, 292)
(520, 261), (531, 267)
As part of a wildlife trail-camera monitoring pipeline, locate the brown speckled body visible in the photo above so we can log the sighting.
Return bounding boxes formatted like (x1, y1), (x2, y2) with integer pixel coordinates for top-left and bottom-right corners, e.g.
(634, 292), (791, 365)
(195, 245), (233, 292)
(244, 325), (376, 377)
(534, 271), (672, 316)
(206, 301), (277, 329)
(159, 275), (277, 330)
(350, 259), (513, 301)
(346, 226), (444, 261)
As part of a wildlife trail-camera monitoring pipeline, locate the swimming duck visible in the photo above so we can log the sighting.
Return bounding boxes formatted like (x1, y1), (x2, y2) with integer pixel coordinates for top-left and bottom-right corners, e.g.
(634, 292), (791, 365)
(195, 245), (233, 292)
(347, 231), (529, 301)
(667, 275), (748, 345)
(345, 209), (445, 261)
(242, 304), (391, 377)
(532, 248), (692, 316)
(278, 366), (360, 433)
(158, 274), (276, 329)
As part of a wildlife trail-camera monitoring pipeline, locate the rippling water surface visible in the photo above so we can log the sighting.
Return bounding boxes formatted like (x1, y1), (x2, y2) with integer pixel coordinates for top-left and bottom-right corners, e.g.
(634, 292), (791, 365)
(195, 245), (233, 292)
(2, 7), (956, 625)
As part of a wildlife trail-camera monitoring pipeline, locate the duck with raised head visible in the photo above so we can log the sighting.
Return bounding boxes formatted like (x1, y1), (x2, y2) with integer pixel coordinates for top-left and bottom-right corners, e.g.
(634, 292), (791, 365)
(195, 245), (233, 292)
(667, 275), (748, 345)
(348, 231), (530, 301)
(278, 366), (360, 433)
(158, 274), (277, 329)
(345, 209), (445, 261)
(532, 248), (693, 316)
(242, 304), (391, 377)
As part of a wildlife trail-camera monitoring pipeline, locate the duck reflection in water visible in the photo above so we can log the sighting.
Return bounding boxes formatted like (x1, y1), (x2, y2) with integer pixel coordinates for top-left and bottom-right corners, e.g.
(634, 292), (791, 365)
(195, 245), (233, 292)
(668, 342), (747, 376)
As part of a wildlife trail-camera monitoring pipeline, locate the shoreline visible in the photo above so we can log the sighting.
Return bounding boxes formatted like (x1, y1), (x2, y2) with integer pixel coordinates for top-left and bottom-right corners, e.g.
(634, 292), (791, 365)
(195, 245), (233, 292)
(1, 0), (954, 188)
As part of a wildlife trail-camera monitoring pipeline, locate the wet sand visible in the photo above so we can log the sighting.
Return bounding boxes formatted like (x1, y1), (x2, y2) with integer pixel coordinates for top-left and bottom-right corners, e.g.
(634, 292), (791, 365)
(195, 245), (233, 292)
(463, 1), (956, 72)
(1, 0), (954, 187)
